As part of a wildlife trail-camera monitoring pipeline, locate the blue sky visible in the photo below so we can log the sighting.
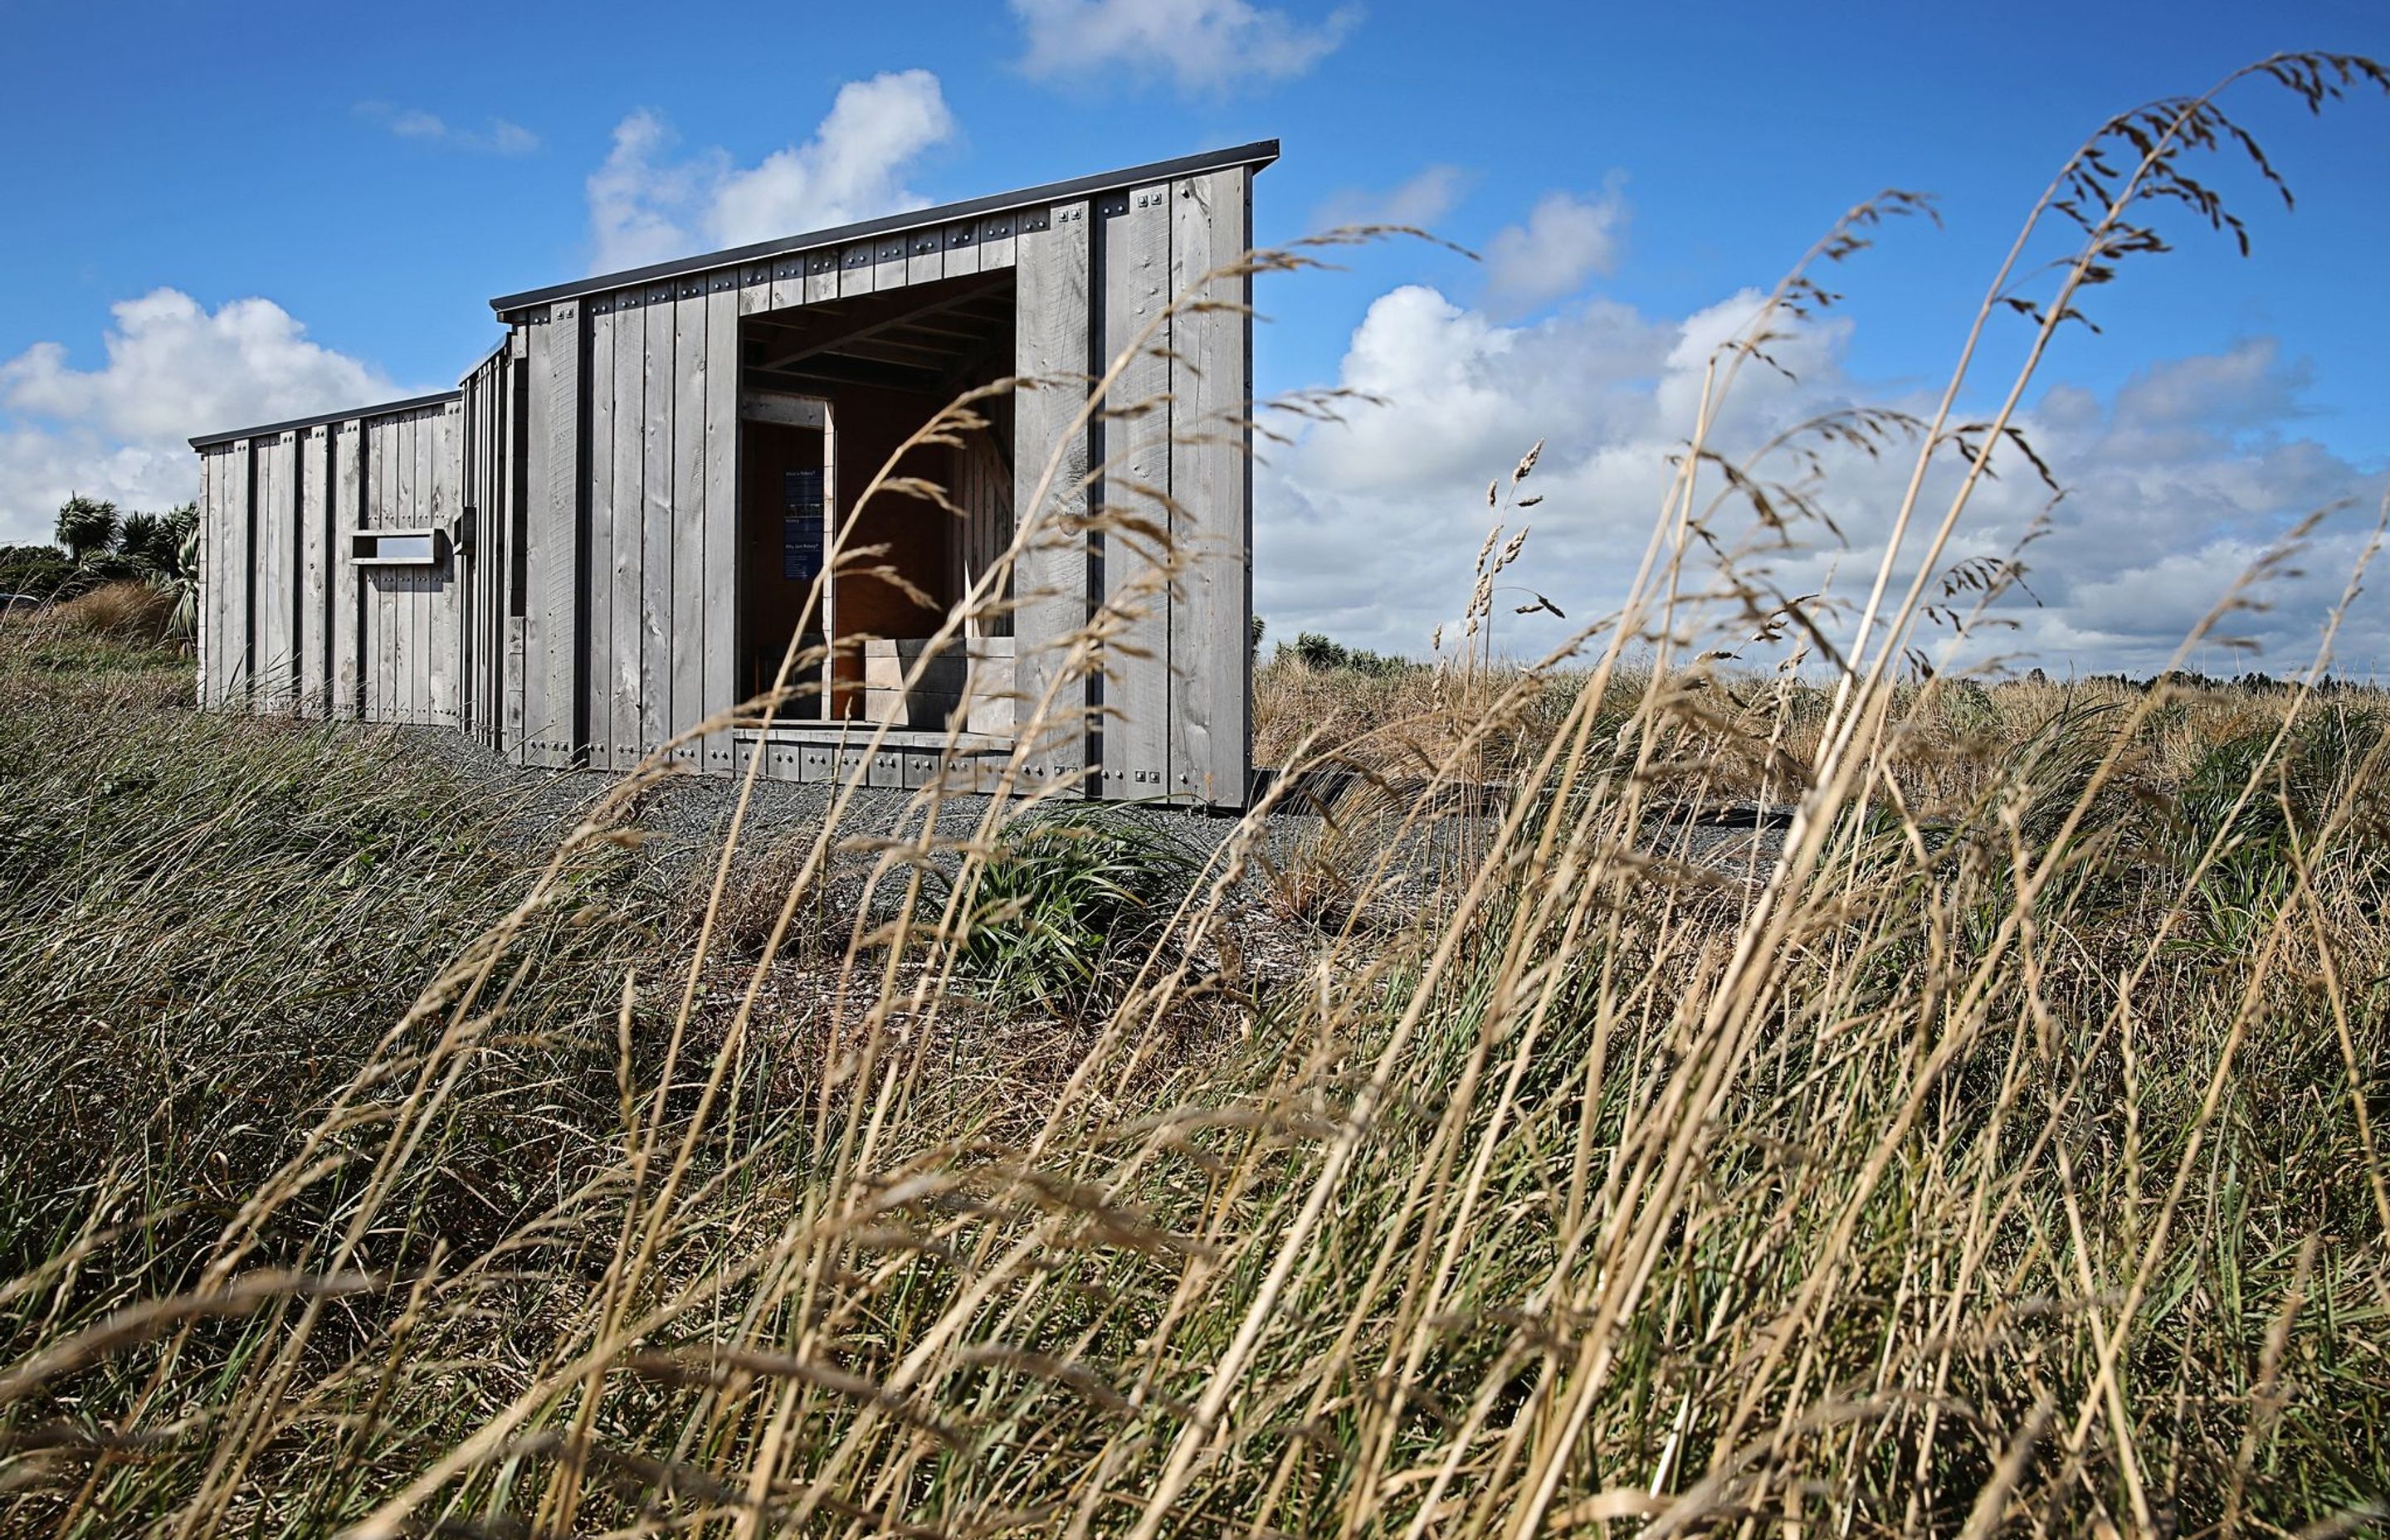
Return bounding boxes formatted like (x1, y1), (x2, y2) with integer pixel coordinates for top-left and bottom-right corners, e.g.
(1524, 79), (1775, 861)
(4, 0), (2386, 674)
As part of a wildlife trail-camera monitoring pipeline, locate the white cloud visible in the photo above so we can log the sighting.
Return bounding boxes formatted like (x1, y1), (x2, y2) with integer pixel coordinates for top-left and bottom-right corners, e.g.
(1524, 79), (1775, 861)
(586, 72), (957, 272)
(1310, 164), (1469, 235)
(1010, 0), (1359, 92)
(356, 100), (539, 154)
(1483, 179), (1630, 313)
(0, 290), (396, 543)
(1255, 283), (2390, 680)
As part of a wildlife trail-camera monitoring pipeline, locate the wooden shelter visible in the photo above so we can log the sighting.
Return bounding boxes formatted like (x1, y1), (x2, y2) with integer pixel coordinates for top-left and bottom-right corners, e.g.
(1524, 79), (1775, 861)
(188, 140), (1272, 807)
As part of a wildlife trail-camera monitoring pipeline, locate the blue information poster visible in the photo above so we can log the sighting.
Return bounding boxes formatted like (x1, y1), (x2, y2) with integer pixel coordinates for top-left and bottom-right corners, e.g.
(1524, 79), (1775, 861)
(782, 469), (824, 582)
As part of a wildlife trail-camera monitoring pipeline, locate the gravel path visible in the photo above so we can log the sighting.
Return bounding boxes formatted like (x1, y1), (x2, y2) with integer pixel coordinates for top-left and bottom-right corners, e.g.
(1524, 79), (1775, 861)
(399, 727), (1305, 881)
(398, 727), (1790, 901)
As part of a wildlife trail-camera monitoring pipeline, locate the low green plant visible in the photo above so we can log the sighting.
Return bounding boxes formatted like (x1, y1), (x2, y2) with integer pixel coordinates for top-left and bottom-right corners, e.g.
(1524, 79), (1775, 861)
(939, 809), (1196, 1009)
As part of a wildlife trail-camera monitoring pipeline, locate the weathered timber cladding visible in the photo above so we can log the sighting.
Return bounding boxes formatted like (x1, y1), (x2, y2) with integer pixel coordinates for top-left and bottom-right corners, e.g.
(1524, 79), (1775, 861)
(606, 289), (644, 769)
(1013, 198), (1092, 788)
(192, 143), (1271, 807)
(587, 295), (617, 767)
(639, 281), (675, 760)
(1098, 184), (1172, 796)
(1169, 168), (1254, 806)
(190, 395), (468, 730)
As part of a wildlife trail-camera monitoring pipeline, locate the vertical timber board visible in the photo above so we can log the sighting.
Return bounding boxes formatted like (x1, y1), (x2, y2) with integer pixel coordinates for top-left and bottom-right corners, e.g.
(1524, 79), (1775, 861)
(483, 377), (500, 736)
(586, 298), (617, 764)
(199, 447), (224, 704)
(331, 422), (361, 718)
(942, 218), (982, 278)
(409, 412), (433, 724)
(363, 422), (384, 720)
(1012, 200), (1090, 789)
(804, 249), (837, 305)
(641, 282), (676, 758)
(229, 439), (254, 706)
(246, 438), (270, 709)
(838, 240), (876, 300)
(768, 255), (803, 313)
(905, 224), (944, 287)
(978, 212), (1017, 272)
(610, 288), (646, 768)
(514, 318), (548, 750)
(421, 409), (442, 723)
(299, 425), (329, 716)
(383, 415), (409, 723)
(703, 270), (739, 773)
(196, 449), (218, 705)
(255, 434), (289, 710)
(414, 409), (437, 724)
(1168, 168), (1252, 807)
(485, 363), (508, 740)
(546, 300), (584, 761)
(431, 402), (461, 727)
(744, 261), (776, 317)
(460, 373), (485, 738)
(505, 334), (529, 754)
(398, 414), (422, 723)
(520, 303), (584, 762)
(1099, 186), (1172, 797)
(283, 431), (306, 709)
(515, 335), (547, 753)
(380, 418), (402, 724)
(872, 233), (909, 293)
(391, 416), (412, 722)
(456, 389), (474, 732)
(215, 445), (235, 708)
(272, 432), (300, 710)
(670, 280), (709, 760)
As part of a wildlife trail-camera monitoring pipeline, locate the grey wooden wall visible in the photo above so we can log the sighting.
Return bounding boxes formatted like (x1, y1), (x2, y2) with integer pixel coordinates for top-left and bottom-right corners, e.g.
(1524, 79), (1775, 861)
(1011, 164), (1253, 807)
(458, 342), (519, 753)
(198, 156), (1258, 807)
(510, 272), (744, 772)
(197, 396), (468, 731)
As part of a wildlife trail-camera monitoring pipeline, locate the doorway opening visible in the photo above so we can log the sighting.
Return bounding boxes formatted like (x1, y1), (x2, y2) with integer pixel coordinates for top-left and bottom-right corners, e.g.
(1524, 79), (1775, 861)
(737, 267), (1017, 735)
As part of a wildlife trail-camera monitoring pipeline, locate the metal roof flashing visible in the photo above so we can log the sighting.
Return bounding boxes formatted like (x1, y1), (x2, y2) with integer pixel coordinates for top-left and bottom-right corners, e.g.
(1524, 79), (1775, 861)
(486, 139), (1279, 319)
(188, 390), (462, 451)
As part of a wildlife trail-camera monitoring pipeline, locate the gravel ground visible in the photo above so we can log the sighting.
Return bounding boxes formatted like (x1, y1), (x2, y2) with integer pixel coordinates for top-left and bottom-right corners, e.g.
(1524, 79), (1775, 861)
(399, 726), (1306, 879)
(398, 726), (1791, 909)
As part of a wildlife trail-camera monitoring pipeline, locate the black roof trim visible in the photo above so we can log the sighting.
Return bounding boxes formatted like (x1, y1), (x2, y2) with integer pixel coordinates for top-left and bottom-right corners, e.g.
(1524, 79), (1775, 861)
(459, 330), (511, 386)
(488, 138), (1280, 317)
(188, 390), (461, 451)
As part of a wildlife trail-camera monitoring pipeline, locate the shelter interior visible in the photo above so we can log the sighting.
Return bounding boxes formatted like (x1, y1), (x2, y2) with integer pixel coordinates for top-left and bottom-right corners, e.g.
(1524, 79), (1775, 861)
(736, 269), (1017, 730)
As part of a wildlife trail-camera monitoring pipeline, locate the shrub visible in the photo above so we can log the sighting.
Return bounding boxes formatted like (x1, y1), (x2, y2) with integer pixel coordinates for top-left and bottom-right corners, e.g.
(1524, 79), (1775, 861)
(1284, 630), (1415, 677)
(938, 810), (1196, 1010)
(45, 580), (178, 644)
(53, 495), (121, 562)
(0, 543), (73, 603)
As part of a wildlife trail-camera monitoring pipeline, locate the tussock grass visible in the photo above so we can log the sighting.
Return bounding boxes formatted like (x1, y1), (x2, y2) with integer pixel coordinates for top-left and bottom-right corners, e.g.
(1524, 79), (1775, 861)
(2, 52), (2388, 1538)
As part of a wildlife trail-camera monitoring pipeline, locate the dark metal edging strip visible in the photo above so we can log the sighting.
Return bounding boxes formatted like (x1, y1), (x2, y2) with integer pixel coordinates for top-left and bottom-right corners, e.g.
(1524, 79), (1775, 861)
(485, 138), (1281, 318)
(189, 388), (462, 451)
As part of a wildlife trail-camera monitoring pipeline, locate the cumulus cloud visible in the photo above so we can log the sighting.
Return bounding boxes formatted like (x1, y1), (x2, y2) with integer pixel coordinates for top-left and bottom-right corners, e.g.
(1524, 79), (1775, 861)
(356, 100), (539, 154)
(1310, 164), (1470, 236)
(0, 290), (396, 543)
(1010, 0), (1359, 92)
(1483, 178), (1630, 313)
(1256, 282), (2390, 680)
(587, 72), (957, 272)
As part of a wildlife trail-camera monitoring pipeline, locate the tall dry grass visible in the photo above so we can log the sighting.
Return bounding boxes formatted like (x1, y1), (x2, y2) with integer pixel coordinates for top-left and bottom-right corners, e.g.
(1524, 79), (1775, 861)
(2, 51), (2388, 1539)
